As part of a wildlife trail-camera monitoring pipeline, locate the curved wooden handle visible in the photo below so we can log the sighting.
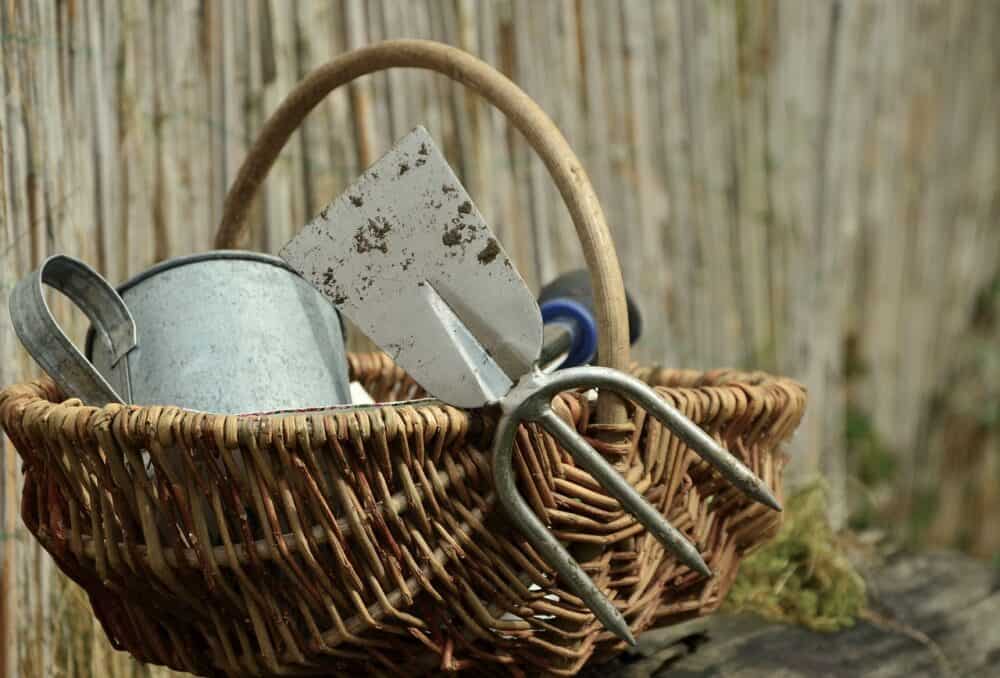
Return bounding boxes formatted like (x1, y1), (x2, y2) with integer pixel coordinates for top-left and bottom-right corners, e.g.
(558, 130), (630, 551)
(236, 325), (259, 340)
(216, 39), (630, 381)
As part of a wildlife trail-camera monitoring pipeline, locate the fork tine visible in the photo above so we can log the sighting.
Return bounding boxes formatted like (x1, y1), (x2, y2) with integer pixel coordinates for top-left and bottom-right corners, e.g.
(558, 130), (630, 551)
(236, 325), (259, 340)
(537, 368), (782, 511)
(491, 409), (637, 644)
(488, 366), (778, 643)
(612, 376), (782, 511)
(537, 408), (713, 577)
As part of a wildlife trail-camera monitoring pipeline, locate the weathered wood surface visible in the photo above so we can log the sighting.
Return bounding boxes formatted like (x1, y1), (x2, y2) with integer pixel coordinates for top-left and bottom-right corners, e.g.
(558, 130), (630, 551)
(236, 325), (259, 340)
(587, 552), (1000, 677)
(1, 2), (998, 677)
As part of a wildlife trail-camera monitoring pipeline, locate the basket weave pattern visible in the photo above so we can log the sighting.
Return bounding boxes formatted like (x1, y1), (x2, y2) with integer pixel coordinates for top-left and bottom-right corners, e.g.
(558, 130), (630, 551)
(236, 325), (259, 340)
(1, 353), (804, 676)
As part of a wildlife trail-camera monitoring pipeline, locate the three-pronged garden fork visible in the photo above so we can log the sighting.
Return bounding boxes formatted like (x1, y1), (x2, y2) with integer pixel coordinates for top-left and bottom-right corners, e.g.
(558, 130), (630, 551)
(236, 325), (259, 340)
(280, 126), (781, 645)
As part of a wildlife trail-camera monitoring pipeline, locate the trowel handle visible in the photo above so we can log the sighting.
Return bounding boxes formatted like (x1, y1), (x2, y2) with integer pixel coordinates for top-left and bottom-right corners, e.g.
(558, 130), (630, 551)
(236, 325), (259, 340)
(539, 270), (643, 368)
(9, 255), (136, 405)
(216, 39), (632, 382)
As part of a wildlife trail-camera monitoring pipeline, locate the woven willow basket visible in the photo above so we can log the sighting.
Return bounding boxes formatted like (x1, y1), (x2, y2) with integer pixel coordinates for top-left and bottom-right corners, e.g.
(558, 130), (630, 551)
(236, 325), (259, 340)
(0, 41), (806, 677)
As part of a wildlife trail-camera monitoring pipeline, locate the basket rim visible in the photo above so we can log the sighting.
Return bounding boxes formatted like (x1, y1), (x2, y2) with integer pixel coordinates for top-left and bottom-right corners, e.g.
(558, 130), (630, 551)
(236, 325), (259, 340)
(1, 362), (806, 458)
(0, 363), (806, 423)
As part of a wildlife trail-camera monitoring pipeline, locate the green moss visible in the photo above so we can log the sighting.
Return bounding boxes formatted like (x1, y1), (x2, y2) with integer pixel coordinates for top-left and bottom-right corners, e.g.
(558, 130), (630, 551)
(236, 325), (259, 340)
(724, 484), (866, 632)
(846, 407), (897, 486)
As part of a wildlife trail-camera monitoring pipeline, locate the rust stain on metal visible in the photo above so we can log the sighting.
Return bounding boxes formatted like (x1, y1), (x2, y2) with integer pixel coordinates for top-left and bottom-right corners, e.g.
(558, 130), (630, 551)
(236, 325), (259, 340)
(354, 217), (391, 254)
(477, 239), (500, 264)
(442, 224), (466, 247)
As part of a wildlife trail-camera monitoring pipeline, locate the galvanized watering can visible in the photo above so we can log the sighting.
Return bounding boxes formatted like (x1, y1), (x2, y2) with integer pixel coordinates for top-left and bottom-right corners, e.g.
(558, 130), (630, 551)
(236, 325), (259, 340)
(9, 251), (351, 414)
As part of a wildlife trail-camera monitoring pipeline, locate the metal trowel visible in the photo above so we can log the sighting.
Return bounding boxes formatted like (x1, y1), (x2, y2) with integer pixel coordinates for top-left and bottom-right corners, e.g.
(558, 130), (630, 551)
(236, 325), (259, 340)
(280, 127), (780, 644)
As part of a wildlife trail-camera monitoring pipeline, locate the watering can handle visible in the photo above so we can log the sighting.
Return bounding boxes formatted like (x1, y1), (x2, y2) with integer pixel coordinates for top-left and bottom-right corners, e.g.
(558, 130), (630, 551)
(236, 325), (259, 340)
(215, 40), (630, 389)
(9, 255), (136, 406)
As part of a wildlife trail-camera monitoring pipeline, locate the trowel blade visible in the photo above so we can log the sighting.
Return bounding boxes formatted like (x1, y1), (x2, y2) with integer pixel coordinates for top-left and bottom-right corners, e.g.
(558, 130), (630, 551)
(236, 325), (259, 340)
(280, 126), (542, 408)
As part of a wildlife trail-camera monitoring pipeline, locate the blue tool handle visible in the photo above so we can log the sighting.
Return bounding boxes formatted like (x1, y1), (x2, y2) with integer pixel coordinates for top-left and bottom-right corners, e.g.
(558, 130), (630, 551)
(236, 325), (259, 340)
(539, 269), (642, 368)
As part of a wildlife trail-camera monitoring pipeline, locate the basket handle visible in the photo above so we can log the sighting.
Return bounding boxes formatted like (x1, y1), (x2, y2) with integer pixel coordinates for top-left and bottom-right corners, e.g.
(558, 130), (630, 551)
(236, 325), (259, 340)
(215, 40), (630, 379)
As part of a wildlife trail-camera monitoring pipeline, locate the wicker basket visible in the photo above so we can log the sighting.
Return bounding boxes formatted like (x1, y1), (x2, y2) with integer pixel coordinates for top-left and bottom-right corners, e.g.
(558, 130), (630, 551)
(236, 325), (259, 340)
(0, 41), (806, 677)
